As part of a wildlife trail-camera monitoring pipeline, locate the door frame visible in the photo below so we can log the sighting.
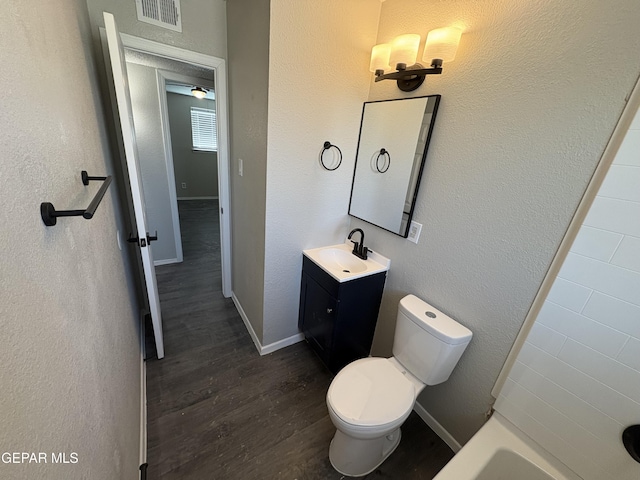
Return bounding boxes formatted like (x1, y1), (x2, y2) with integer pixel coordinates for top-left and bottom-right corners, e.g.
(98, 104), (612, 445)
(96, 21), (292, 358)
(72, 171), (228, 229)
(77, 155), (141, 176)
(118, 33), (232, 298)
(156, 70), (216, 266)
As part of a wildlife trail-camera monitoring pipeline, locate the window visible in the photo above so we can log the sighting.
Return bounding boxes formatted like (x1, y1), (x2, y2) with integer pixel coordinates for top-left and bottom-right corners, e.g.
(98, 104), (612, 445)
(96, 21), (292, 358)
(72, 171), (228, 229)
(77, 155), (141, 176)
(190, 107), (217, 152)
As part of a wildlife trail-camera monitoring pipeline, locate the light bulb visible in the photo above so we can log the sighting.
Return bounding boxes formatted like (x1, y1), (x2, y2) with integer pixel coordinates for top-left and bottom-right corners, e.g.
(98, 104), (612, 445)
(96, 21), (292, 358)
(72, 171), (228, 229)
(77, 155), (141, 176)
(191, 87), (207, 99)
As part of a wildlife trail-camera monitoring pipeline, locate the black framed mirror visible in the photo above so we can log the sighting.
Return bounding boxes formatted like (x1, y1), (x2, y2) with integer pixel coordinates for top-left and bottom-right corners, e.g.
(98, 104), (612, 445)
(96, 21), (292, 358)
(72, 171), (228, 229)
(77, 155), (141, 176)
(348, 95), (440, 237)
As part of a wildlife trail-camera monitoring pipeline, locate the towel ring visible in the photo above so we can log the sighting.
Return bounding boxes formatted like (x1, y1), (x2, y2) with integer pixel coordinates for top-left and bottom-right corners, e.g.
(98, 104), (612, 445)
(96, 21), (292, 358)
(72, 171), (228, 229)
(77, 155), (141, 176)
(320, 141), (342, 171)
(376, 148), (391, 173)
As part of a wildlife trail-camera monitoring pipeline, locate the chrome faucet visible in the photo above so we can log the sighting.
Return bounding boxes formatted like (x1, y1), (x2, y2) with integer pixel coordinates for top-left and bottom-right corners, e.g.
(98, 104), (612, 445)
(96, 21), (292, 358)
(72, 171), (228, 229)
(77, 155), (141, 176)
(348, 228), (368, 260)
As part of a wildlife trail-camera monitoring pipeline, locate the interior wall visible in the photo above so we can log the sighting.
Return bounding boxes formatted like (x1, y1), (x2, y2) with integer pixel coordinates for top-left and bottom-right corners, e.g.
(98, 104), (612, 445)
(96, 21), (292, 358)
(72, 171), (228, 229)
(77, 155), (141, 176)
(226, 0), (271, 341)
(166, 92), (219, 199)
(354, 0), (640, 444)
(495, 103), (640, 480)
(86, 0), (227, 59)
(0, 1), (141, 478)
(261, 0), (381, 346)
(127, 61), (177, 262)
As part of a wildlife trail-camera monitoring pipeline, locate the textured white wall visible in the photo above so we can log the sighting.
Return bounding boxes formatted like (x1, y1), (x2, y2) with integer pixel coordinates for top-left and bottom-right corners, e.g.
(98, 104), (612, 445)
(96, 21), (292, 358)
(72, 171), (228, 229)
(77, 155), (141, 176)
(226, 0), (271, 341)
(262, 0), (381, 345)
(86, 0), (227, 59)
(0, 1), (141, 478)
(353, 0), (640, 444)
(496, 104), (640, 480)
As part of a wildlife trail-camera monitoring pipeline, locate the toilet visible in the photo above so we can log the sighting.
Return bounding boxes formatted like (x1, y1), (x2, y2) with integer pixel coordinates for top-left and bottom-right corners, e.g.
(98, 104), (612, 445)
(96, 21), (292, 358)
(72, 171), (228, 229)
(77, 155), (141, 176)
(326, 294), (473, 477)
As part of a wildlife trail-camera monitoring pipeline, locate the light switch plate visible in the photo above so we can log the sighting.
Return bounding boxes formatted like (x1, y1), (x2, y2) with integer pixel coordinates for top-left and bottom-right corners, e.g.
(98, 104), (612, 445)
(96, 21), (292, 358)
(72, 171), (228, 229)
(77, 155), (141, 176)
(408, 221), (422, 244)
(238, 158), (243, 176)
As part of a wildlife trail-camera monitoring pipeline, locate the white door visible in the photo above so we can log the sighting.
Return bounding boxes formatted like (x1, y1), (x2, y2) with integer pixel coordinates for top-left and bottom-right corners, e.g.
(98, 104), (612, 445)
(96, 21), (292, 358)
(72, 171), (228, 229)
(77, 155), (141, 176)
(104, 12), (165, 359)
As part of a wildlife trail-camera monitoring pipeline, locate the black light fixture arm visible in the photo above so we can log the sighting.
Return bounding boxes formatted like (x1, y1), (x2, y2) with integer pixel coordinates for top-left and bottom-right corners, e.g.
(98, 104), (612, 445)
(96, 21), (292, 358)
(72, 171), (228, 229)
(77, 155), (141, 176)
(375, 59), (443, 92)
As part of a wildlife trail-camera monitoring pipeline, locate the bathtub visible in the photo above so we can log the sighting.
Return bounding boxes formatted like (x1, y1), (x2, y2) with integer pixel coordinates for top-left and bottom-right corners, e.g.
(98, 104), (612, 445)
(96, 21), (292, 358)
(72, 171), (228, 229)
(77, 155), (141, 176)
(433, 412), (583, 480)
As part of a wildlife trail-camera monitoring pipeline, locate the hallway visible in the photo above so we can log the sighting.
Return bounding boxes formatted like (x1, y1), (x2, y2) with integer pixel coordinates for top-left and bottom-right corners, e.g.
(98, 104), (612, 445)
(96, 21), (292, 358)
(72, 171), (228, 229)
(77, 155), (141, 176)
(145, 200), (454, 479)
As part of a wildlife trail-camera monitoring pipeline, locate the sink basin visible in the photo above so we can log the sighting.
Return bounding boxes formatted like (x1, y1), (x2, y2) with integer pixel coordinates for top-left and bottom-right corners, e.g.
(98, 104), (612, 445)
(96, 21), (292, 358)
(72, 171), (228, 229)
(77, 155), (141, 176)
(303, 242), (390, 283)
(316, 248), (368, 274)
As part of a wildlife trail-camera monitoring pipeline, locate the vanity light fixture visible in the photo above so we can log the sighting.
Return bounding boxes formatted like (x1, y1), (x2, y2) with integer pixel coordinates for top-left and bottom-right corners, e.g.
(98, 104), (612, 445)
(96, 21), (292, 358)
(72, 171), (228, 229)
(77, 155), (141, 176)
(371, 27), (462, 92)
(191, 86), (208, 99)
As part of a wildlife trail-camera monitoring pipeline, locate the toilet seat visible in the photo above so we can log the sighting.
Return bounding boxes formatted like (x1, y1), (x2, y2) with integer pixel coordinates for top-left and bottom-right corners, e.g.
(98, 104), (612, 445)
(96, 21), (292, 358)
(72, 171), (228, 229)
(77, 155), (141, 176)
(327, 358), (415, 429)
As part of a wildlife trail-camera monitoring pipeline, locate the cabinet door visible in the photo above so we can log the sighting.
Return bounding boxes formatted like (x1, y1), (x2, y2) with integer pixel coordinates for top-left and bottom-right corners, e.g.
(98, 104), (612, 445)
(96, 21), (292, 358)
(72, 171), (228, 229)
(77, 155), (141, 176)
(301, 275), (338, 360)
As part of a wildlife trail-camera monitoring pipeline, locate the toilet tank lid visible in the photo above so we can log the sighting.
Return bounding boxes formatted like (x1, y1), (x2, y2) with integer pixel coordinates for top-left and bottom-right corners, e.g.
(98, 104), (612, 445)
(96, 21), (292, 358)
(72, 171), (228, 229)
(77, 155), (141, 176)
(399, 295), (472, 345)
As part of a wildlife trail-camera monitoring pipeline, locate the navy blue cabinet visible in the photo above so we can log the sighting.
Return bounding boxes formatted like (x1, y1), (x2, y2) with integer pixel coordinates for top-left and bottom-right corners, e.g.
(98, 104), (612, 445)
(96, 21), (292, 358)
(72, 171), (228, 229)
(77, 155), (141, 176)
(298, 256), (387, 374)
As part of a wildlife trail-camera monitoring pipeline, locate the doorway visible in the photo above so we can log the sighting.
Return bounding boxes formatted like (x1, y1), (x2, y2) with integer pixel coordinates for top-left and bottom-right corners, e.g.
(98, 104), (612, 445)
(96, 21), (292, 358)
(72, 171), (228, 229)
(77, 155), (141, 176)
(120, 33), (232, 298)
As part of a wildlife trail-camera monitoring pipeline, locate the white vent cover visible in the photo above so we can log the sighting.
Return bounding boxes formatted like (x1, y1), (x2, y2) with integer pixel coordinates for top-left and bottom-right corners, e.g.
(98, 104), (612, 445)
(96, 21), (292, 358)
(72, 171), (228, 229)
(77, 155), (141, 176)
(135, 0), (182, 32)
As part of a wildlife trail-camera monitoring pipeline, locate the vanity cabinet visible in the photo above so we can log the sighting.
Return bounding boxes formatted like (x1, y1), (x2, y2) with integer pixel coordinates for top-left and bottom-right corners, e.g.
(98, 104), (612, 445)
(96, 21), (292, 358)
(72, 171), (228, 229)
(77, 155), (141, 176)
(298, 255), (387, 374)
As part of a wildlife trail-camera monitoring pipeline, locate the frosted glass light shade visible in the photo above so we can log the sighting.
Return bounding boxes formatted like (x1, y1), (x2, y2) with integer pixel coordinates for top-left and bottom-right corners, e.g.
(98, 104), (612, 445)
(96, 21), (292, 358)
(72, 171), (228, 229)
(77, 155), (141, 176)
(389, 34), (421, 68)
(422, 27), (462, 63)
(191, 87), (207, 99)
(369, 44), (391, 72)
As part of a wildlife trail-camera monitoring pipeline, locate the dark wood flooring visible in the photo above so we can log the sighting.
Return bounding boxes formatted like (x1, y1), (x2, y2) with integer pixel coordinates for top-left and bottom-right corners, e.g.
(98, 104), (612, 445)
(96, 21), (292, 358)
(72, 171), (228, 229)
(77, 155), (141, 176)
(146, 199), (454, 479)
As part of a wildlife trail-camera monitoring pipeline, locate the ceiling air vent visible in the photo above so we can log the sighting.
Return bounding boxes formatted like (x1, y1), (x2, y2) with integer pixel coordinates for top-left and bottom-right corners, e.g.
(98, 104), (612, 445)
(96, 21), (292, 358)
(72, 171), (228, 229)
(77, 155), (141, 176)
(135, 0), (182, 32)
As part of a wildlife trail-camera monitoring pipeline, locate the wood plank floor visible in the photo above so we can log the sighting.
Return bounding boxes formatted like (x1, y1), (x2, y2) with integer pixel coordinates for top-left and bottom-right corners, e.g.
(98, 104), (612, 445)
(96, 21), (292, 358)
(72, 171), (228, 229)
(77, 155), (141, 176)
(146, 200), (454, 479)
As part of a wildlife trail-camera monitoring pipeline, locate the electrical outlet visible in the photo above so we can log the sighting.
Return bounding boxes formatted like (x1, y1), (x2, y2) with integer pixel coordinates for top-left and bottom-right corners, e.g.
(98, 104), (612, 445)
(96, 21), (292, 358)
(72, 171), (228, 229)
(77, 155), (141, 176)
(408, 221), (422, 244)
(238, 158), (243, 177)
(181, 182), (187, 189)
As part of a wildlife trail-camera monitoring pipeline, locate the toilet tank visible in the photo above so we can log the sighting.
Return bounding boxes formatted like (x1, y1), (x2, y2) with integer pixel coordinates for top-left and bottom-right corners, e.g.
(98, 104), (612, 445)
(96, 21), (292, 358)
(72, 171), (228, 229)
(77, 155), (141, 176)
(393, 295), (472, 386)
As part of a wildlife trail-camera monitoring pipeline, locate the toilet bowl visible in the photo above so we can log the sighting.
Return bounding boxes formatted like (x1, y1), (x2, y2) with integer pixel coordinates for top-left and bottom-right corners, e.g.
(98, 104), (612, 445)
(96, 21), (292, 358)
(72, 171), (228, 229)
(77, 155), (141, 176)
(326, 357), (423, 476)
(326, 295), (473, 477)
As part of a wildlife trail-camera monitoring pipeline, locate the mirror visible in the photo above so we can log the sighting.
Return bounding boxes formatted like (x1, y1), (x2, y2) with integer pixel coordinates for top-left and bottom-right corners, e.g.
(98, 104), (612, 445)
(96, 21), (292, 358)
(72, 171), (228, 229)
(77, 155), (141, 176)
(348, 95), (440, 237)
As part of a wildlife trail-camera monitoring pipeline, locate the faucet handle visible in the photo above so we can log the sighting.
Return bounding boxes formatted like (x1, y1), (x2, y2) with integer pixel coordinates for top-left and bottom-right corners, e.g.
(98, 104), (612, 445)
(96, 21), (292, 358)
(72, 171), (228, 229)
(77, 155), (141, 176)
(350, 240), (360, 254)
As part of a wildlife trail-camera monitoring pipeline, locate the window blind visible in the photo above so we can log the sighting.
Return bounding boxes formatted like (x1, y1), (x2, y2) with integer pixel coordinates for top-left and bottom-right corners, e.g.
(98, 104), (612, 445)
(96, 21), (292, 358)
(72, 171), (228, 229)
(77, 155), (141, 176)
(190, 107), (217, 152)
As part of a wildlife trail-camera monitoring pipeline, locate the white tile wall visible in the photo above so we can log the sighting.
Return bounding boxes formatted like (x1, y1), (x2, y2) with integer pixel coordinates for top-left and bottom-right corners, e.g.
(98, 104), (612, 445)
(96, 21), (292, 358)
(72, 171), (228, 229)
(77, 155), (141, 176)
(525, 322), (567, 356)
(557, 339), (640, 400)
(584, 196), (640, 237)
(614, 129), (640, 166)
(599, 165), (640, 202)
(581, 292), (640, 338)
(538, 301), (628, 357)
(611, 235), (640, 273)
(546, 276), (592, 311)
(559, 252), (640, 305)
(570, 225), (623, 261)
(497, 106), (640, 480)
(616, 337), (640, 372)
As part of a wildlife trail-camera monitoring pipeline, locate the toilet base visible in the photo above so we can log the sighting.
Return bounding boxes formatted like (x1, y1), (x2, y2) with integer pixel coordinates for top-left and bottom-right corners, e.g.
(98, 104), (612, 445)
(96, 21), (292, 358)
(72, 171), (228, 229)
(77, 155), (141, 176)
(329, 427), (402, 477)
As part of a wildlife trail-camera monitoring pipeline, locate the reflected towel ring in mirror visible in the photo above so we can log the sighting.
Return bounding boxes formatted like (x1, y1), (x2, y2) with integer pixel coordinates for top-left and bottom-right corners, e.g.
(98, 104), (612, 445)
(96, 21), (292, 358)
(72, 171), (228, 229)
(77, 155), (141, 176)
(320, 141), (343, 171)
(376, 148), (391, 173)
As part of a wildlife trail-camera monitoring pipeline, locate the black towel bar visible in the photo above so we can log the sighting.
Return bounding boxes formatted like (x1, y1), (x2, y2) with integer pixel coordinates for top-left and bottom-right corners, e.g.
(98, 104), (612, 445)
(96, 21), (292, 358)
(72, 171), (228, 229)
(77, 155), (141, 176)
(40, 170), (112, 226)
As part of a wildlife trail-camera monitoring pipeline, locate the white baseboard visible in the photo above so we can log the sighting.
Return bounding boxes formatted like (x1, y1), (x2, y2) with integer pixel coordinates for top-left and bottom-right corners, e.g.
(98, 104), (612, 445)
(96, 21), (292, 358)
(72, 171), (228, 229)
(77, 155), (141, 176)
(154, 257), (180, 267)
(261, 332), (305, 355)
(413, 401), (462, 453)
(231, 292), (304, 356)
(177, 196), (218, 200)
(139, 311), (148, 476)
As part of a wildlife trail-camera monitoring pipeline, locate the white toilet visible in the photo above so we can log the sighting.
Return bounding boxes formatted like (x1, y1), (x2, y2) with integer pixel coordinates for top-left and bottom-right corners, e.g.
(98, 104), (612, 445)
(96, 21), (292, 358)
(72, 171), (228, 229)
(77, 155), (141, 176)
(326, 294), (473, 477)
